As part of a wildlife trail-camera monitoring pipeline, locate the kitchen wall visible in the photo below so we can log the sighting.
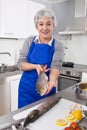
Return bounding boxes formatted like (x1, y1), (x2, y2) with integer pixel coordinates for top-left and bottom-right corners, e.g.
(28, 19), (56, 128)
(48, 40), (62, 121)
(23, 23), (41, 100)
(0, 0), (87, 66)
(52, 1), (87, 65)
(0, 34), (87, 66)
(61, 35), (87, 65)
(0, 39), (24, 65)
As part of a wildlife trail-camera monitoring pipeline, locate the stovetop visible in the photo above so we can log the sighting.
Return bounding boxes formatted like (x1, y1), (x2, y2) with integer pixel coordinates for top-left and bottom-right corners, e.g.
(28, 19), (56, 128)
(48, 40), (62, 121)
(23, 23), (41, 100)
(61, 63), (87, 78)
(62, 62), (87, 70)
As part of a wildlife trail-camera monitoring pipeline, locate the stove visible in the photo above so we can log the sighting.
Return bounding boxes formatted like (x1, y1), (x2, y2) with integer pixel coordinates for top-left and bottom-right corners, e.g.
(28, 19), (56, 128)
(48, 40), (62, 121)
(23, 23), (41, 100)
(57, 63), (82, 91)
(61, 62), (85, 78)
(60, 68), (82, 79)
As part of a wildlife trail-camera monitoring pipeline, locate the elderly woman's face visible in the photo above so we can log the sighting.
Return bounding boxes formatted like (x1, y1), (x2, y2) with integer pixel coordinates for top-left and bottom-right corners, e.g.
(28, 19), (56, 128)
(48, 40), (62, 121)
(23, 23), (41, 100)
(36, 16), (55, 39)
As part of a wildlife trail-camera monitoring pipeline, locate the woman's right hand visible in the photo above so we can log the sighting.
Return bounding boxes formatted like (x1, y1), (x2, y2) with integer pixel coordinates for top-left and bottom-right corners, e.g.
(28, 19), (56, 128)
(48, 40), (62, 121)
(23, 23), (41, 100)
(36, 64), (44, 75)
(36, 64), (49, 75)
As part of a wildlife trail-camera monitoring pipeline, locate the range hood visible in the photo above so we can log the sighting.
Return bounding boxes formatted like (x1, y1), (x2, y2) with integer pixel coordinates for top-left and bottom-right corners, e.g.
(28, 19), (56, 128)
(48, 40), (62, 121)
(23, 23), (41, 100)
(59, 0), (87, 34)
(43, 0), (69, 4)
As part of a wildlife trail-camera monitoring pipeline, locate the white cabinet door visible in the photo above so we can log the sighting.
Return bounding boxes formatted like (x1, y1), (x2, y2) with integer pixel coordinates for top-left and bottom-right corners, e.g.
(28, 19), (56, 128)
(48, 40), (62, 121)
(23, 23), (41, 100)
(0, 0), (28, 38)
(27, 0), (46, 36)
(10, 74), (21, 112)
(0, 0), (46, 38)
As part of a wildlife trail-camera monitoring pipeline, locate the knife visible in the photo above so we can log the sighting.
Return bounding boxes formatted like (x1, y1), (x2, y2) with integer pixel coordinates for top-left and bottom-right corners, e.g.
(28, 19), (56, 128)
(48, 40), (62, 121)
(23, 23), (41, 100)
(23, 95), (61, 127)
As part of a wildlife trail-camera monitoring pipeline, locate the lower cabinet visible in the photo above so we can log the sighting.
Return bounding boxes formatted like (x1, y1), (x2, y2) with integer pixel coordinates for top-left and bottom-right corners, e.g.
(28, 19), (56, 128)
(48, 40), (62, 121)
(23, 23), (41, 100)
(10, 75), (21, 112)
(0, 78), (10, 115)
(9, 74), (22, 112)
(0, 74), (22, 116)
(6, 74), (21, 112)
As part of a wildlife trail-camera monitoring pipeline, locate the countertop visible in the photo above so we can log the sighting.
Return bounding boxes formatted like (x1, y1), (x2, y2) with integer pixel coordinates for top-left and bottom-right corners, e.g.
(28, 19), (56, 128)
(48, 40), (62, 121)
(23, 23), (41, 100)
(0, 63), (87, 79)
(0, 65), (22, 78)
(0, 85), (87, 130)
(57, 86), (87, 106)
(0, 70), (22, 78)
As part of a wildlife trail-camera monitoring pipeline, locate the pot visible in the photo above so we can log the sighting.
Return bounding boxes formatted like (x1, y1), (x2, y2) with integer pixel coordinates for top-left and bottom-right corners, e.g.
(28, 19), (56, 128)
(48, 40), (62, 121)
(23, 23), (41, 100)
(75, 82), (87, 100)
(0, 64), (7, 73)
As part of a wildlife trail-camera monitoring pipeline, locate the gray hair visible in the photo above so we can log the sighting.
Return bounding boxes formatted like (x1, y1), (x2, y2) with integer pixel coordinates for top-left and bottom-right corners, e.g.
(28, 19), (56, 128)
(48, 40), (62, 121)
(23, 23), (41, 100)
(34, 9), (57, 27)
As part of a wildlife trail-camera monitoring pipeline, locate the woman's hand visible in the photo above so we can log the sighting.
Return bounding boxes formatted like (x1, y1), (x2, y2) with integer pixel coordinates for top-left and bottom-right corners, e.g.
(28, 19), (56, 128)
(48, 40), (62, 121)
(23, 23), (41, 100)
(36, 64), (50, 75)
(42, 65), (50, 73)
(36, 64), (44, 75)
(45, 80), (56, 94)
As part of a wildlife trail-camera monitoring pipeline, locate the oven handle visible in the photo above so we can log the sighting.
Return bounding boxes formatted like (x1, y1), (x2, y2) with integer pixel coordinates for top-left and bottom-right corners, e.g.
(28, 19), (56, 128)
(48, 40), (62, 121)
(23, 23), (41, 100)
(59, 75), (80, 81)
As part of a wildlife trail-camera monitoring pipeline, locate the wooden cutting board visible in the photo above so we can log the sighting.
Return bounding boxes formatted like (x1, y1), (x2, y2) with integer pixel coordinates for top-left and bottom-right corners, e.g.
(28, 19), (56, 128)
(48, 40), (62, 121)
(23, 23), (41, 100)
(13, 98), (87, 130)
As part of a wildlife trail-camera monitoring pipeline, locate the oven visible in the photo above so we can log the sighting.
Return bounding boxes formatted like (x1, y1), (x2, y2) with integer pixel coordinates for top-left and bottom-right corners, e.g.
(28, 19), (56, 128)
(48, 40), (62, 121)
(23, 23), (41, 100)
(57, 70), (81, 91)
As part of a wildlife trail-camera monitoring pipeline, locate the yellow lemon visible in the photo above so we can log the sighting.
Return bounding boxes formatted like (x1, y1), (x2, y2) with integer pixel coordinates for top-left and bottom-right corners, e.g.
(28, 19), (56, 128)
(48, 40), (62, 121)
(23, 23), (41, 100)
(56, 119), (67, 126)
(66, 114), (77, 122)
(72, 110), (83, 121)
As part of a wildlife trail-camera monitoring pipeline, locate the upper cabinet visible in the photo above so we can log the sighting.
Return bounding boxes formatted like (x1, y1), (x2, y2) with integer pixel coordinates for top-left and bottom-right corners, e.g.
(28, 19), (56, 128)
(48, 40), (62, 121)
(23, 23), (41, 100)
(27, 0), (46, 37)
(0, 0), (46, 39)
(0, 0), (28, 38)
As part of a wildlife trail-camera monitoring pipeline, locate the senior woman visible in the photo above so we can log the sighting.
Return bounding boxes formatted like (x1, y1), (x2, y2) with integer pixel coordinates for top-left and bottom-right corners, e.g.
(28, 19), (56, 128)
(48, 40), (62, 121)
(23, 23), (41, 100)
(17, 9), (64, 108)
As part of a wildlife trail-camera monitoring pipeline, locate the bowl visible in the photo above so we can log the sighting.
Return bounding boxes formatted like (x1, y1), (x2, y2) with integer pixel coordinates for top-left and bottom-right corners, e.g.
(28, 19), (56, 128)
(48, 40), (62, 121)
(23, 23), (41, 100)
(75, 82), (87, 100)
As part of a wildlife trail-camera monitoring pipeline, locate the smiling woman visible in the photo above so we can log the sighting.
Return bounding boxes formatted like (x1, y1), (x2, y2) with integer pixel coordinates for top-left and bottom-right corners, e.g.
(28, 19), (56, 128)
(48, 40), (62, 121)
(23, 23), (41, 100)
(17, 9), (64, 108)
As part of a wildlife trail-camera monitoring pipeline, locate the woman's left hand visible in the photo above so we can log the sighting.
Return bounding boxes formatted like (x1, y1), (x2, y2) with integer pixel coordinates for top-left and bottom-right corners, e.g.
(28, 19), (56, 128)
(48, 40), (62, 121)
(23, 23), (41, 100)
(45, 81), (56, 94)
(41, 65), (50, 73)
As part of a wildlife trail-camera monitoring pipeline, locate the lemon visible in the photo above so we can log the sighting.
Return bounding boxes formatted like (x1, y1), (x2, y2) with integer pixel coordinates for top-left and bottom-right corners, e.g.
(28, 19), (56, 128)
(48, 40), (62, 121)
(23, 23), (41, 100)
(66, 114), (77, 122)
(56, 119), (67, 126)
(72, 110), (83, 121)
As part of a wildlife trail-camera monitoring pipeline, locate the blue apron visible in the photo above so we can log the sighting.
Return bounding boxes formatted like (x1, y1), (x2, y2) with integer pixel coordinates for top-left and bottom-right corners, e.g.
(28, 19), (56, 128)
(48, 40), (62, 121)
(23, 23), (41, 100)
(18, 37), (56, 108)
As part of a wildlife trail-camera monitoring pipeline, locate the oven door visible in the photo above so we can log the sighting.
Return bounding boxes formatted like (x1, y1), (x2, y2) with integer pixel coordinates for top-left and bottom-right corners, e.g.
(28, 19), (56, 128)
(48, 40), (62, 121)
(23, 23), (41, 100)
(57, 74), (80, 91)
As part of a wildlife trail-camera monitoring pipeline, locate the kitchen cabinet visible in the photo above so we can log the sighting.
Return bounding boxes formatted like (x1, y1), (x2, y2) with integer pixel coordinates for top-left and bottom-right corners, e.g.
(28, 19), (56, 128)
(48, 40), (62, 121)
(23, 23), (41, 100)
(0, 0), (46, 39)
(27, 0), (46, 36)
(0, 0), (28, 38)
(0, 78), (10, 115)
(0, 74), (21, 116)
(9, 74), (22, 112)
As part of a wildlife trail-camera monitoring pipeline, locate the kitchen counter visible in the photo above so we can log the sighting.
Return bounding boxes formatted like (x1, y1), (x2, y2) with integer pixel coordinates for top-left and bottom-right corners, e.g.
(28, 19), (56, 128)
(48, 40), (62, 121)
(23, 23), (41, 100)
(0, 70), (22, 78)
(0, 63), (87, 78)
(0, 85), (87, 130)
(0, 96), (47, 129)
(57, 86), (87, 106)
(0, 64), (87, 129)
(0, 65), (22, 78)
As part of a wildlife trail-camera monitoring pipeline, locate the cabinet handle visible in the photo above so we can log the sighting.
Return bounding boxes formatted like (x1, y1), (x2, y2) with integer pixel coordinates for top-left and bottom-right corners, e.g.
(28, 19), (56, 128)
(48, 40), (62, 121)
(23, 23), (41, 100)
(4, 33), (14, 35)
(59, 75), (79, 81)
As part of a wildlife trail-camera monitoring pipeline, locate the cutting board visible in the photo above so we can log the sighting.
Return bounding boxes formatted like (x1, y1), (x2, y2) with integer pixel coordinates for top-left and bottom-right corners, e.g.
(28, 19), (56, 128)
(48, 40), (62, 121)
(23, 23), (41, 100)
(13, 98), (87, 130)
(13, 102), (43, 120)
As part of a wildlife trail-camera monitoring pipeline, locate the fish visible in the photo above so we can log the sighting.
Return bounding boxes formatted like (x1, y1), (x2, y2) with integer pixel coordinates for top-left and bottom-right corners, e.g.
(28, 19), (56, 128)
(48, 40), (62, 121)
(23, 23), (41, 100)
(23, 95), (61, 127)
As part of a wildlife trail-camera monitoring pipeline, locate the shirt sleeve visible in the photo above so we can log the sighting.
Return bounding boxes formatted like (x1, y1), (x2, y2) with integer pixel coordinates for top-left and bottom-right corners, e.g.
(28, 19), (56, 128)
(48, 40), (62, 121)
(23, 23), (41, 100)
(17, 36), (34, 70)
(51, 40), (65, 71)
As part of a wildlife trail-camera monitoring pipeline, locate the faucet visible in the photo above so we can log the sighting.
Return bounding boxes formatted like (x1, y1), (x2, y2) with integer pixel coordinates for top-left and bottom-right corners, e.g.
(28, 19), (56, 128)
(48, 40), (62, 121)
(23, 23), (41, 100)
(0, 52), (11, 56)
